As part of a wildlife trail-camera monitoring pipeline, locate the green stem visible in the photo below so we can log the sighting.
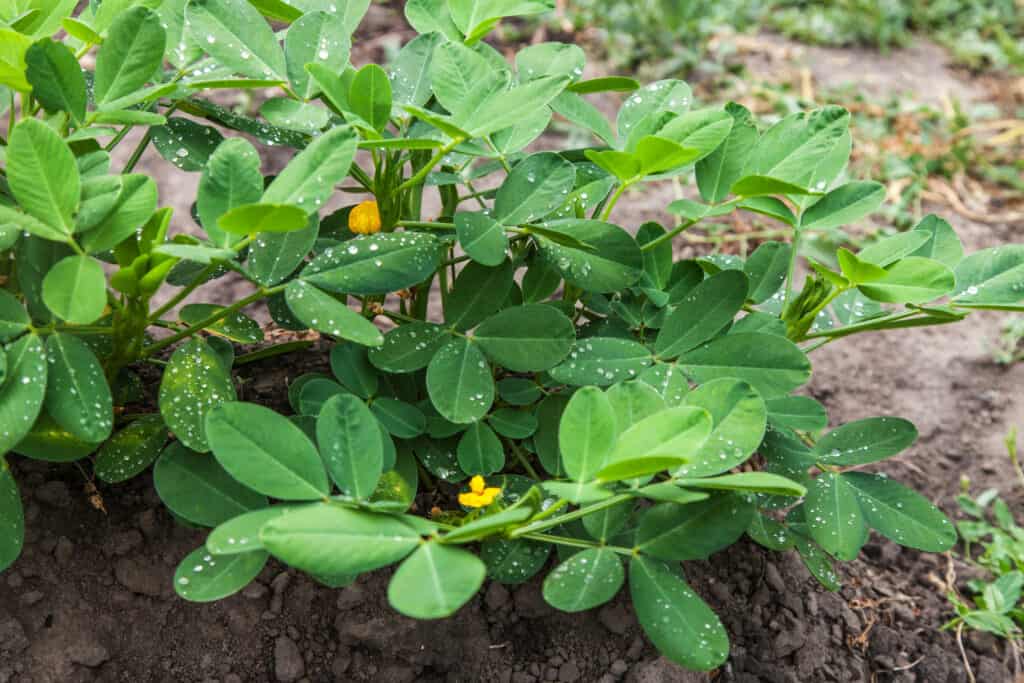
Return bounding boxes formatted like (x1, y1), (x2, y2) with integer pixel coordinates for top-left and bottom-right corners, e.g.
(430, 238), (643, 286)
(395, 220), (456, 231)
(141, 284), (284, 357)
(235, 341), (315, 365)
(517, 532), (635, 555)
(507, 441), (540, 480)
(783, 223), (803, 313)
(510, 493), (633, 538)
(600, 182), (630, 222)
(394, 138), (464, 194)
(148, 264), (218, 322)
(640, 219), (696, 252)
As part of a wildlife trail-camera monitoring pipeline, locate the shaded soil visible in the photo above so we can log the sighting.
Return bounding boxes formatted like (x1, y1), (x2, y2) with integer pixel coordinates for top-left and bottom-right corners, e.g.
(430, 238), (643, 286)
(4, 18), (1024, 683)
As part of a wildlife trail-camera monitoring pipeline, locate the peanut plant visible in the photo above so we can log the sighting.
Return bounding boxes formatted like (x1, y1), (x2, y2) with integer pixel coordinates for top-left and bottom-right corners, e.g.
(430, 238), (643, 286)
(1, 0), (1023, 671)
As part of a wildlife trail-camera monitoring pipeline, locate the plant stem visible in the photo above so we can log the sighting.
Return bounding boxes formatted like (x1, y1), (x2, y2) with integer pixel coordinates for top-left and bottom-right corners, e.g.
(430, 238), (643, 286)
(148, 264), (218, 322)
(600, 182), (630, 221)
(509, 493), (633, 538)
(394, 138), (464, 194)
(518, 531), (634, 555)
(235, 341), (315, 365)
(507, 441), (540, 480)
(639, 219), (696, 252)
(395, 220), (456, 231)
(783, 223), (803, 313)
(141, 284), (284, 357)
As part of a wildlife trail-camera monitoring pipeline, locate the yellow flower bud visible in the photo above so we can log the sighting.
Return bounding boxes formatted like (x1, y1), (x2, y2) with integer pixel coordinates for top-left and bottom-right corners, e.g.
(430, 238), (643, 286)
(349, 200), (382, 235)
(458, 475), (502, 508)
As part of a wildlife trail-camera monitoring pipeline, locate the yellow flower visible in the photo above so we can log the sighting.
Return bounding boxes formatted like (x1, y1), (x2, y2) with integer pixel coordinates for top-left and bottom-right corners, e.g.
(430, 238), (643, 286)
(349, 200), (382, 234)
(458, 475), (501, 508)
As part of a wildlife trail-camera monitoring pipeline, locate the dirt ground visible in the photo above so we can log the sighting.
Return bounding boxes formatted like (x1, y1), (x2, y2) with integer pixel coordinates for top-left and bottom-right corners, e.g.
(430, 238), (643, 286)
(3, 13), (1024, 683)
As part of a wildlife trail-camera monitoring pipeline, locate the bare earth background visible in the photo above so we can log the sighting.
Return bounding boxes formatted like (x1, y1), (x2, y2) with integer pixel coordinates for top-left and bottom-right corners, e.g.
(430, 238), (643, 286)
(1, 6), (1023, 683)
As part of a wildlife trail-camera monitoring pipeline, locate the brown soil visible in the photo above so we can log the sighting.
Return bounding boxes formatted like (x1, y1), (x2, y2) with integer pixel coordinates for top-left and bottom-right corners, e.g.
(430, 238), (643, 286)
(3, 19), (1024, 683)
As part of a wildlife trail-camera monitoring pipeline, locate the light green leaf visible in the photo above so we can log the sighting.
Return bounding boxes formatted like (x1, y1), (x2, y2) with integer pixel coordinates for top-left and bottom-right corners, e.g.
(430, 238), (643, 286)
(952, 245), (1024, 309)
(543, 548), (624, 612)
(186, 0), (286, 80)
(218, 203), (313, 235)
(678, 378), (766, 478)
(41, 255), (106, 324)
(262, 126), (357, 214)
(457, 421), (504, 476)
(494, 152), (576, 226)
(388, 541), (486, 619)
(455, 212), (508, 266)
(599, 406), (711, 482)
(696, 102), (756, 203)
(535, 219), (642, 293)
(7, 118), (79, 235)
(261, 503), (420, 575)
(549, 337), (653, 387)
(349, 64), (392, 132)
(94, 7), (166, 105)
(744, 106), (850, 190)
(174, 545), (268, 602)
(302, 232), (442, 295)
(25, 38), (86, 124)
(285, 280), (384, 347)
(636, 493), (752, 560)
(285, 10), (350, 99)
(559, 386), (617, 482)
(801, 181), (885, 231)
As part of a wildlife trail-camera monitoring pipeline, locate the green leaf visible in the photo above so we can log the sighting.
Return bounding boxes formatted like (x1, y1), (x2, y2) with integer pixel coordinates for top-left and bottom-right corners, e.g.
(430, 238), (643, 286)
(248, 215), (318, 287)
(261, 503), (420, 575)
(25, 38), (86, 124)
(285, 10), (350, 99)
(302, 232), (441, 295)
(744, 241), (791, 304)
(535, 219), (642, 293)
(444, 259), (514, 331)
(605, 380), (666, 429)
(952, 245), (1024, 310)
(481, 538), (550, 584)
(801, 181), (885, 231)
(765, 395), (828, 432)
(207, 402), (329, 500)
(43, 333), (113, 443)
(151, 118), (224, 172)
(186, 0), (286, 80)
(730, 175), (813, 197)
(457, 421), (504, 475)
(744, 106), (850, 190)
(79, 174), (159, 254)
(7, 118), (79, 235)
(676, 472), (806, 497)
(696, 102), (756, 203)
(814, 416), (916, 466)
(844, 472), (956, 552)
(41, 255), (105, 324)
(837, 248), (887, 285)
(494, 152), (576, 226)
(455, 212), (508, 266)
(534, 394), (567, 477)
(543, 548), (624, 612)
(179, 304), (263, 343)
(160, 339), (236, 452)
(655, 269), (747, 359)
(678, 378), (766, 478)
(552, 92), (616, 146)
(488, 408), (537, 439)
(94, 7), (165, 105)
(174, 545), (268, 602)
(390, 32), (442, 107)
(629, 557), (729, 671)
(559, 386), (617, 482)
(804, 472), (868, 561)
(549, 336), (653, 387)
(329, 343), (378, 398)
(94, 414), (168, 483)
(0, 335), (47, 458)
(154, 441), (268, 527)
(908, 215), (963, 269)
(636, 493), (753, 560)
(426, 337), (494, 424)
(368, 322), (449, 373)
(616, 79), (691, 141)
(793, 533), (840, 591)
(317, 394), (382, 499)
(348, 64), (392, 132)
(0, 457), (22, 572)
(285, 280), (384, 347)
(372, 398), (424, 439)
(598, 406), (712, 482)
(474, 304), (575, 372)
(262, 126), (357, 214)
(207, 506), (292, 554)
(388, 541), (486, 619)
(12, 412), (99, 463)
(680, 332), (810, 398)
(448, 0), (553, 38)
